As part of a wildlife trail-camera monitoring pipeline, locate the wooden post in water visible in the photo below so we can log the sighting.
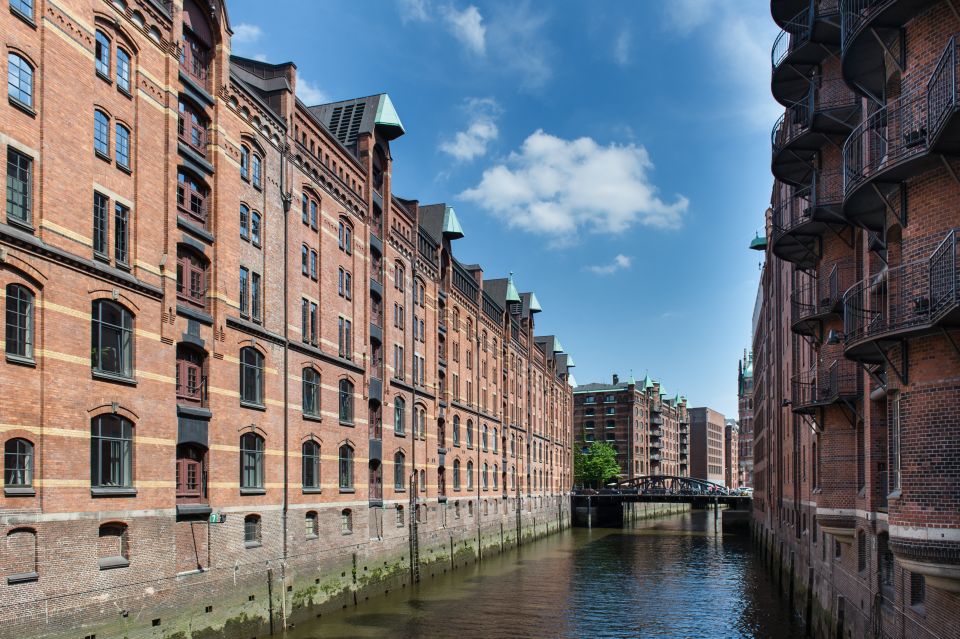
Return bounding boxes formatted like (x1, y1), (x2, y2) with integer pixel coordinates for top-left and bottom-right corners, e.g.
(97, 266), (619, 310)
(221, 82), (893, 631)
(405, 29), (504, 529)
(587, 495), (592, 529)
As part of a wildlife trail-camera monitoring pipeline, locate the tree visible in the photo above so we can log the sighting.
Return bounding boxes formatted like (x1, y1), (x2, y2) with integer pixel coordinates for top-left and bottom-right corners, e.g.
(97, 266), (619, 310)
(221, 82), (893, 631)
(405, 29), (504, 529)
(574, 441), (621, 488)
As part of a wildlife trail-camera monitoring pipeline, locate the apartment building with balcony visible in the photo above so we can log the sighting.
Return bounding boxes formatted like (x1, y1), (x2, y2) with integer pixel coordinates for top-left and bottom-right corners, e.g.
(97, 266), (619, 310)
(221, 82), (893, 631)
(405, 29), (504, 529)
(758, 0), (960, 635)
(573, 374), (689, 481)
(0, 1), (575, 636)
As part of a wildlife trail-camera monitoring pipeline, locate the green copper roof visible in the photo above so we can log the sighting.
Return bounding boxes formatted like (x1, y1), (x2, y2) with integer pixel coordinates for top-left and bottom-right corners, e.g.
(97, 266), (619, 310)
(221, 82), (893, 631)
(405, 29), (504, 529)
(642, 374), (654, 390)
(749, 233), (767, 251)
(374, 94), (405, 135)
(673, 393), (681, 405)
(659, 385), (668, 398)
(528, 292), (543, 313)
(565, 354), (576, 367)
(505, 272), (521, 303)
(627, 372), (636, 386)
(442, 205), (464, 239)
(552, 337), (564, 353)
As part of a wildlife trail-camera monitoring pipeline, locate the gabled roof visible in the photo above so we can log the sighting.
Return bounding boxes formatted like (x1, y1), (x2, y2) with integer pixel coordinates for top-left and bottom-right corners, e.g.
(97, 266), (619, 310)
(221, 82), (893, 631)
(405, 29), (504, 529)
(443, 205), (464, 239)
(505, 273), (520, 303)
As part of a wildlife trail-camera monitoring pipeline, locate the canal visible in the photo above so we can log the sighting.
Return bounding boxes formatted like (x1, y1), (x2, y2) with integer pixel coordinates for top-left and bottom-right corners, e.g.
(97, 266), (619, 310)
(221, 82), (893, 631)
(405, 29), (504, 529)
(284, 511), (804, 638)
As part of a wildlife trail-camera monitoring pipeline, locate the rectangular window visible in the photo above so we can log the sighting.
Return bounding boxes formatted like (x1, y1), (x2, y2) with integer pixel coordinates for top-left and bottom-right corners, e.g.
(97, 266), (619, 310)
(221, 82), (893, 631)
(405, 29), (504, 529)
(251, 272), (261, 322)
(301, 246), (308, 275)
(301, 298), (309, 343)
(93, 192), (109, 256)
(114, 203), (129, 265)
(116, 48), (131, 93)
(6, 148), (31, 226)
(345, 272), (352, 300)
(338, 317), (352, 359)
(891, 394), (901, 492)
(95, 31), (110, 77)
(10, 0), (32, 20)
(394, 344), (404, 379)
(301, 194), (308, 224)
(310, 251), (317, 280)
(310, 200), (318, 229)
(310, 302), (318, 346)
(239, 267), (249, 317)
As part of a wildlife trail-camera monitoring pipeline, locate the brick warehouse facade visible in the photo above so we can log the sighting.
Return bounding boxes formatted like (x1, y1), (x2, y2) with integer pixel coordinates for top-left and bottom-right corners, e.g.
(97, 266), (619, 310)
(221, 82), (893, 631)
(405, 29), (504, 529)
(757, 0), (960, 637)
(0, 1), (576, 637)
(573, 374), (690, 481)
(737, 349), (754, 488)
(724, 418), (739, 489)
(687, 406), (726, 485)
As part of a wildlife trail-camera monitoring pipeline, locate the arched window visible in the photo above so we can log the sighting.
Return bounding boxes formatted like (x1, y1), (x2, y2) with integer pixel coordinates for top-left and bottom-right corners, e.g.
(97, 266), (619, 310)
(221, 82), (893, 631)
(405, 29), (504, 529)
(394, 263), (404, 291)
(482, 425), (488, 451)
(176, 246), (208, 309)
(95, 30), (111, 77)
(482, 462), (488, 489)
(302, 440), (320, 489)
(115, 122), (131, 168)
(453, 459), (461, 490)
(243, 514), (262, 547)
(8, 53), (33, 108)
(176, 343), (206, 405)
(416, 405), (426, 438)
(305, 511), (319, 538)
(493, 428), (499, 454)
(251, 211), (262, 247)
(93, 109), (110, 157)
(240, 433), (264, 490)
(419, 468), (426, 492)
(394, 397), (406, 435)
(5, 284), (34, 360)
(453, 415), (461, 446)
(493, 464), (499, 490)
(302, 368), (320, 417)
(338, 444), (354, 489)
(240, 145), (250, 180)
(177, 168), (209, 227)
(240, 204), (250, 240)
(116, 47), (131, 93)
(466, 420), (474, 447)
(252, 154), (262, 189)
(338, 218), (352, 254)
(239, 347), (264, 405)
(338, 379), (354, 423)
(341, 508), (353, 534)
(181, 0), (213, 86)
(511, 466), (516, 490)
(5, 527), (37, 579)
(393, 451), (405, 489)
(395, 505), (404, 527)
(91, 415), (133, 488)
(4, 438), (34, 488)
(98, 522), (129, 568)
(467, 460), (474, 489)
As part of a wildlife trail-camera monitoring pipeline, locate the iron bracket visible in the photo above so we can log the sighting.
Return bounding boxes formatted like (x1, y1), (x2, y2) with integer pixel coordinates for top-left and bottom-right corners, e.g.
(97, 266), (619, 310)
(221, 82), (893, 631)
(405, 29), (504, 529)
(873, 340), (908, 386)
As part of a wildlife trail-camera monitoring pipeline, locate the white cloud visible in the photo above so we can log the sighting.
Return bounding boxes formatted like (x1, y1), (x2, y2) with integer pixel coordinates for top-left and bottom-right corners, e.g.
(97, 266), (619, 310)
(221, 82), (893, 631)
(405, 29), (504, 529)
(297, 78), (329, 105)
(586, 254), (632, 275)
(232, 23), (263, 46)
(440, 97), (501, 162)
(398, 0), (430, 22)
(441, 5), (486, 55)
(460, 130), (688, 243)
(662, 1), (780, 129)
(613, 29), (631, 67)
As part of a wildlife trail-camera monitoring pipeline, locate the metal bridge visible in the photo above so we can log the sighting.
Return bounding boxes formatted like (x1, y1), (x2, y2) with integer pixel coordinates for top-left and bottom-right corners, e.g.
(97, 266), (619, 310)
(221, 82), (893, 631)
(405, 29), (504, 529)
(573, 474), (753, 508)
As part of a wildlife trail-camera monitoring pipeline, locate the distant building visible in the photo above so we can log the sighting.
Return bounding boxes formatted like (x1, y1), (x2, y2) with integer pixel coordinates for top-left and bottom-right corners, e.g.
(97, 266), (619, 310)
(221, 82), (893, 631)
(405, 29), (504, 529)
(724, 419), (739, 488)
(737, 349), (754, 488)
(574, 374), (689, 481)
(688, 407), (725, 485)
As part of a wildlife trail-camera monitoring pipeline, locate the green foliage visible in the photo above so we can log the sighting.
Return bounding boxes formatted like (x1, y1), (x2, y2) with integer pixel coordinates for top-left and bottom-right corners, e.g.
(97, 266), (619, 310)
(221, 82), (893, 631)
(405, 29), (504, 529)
(574, 441), (622, 488)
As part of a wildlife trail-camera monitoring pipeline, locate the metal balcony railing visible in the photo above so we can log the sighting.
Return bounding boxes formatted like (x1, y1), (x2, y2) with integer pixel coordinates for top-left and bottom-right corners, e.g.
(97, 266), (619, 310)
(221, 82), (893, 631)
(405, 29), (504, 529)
(928, 35), (960, 145)
(774, 169), (843, 235)
(843, 90), (928, 198)
(792, 263), (857, 322)
(844, 259), (930, 346)
(773, 6), (816, 70)
(176, 374), (207, 405)
(929, 229), (960, 322)
(840, 0), (887, 47)
(792, 359), (859, 410)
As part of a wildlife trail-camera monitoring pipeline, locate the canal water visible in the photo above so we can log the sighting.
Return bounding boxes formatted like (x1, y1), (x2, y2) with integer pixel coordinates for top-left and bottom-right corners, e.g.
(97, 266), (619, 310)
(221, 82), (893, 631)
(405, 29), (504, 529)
(285, 511), (803, 638)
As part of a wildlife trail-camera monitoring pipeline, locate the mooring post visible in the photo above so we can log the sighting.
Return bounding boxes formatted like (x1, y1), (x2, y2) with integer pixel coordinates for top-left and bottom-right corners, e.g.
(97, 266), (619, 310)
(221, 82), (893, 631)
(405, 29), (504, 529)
(714, 497), (719, 532)
(587, 495), (592, 529)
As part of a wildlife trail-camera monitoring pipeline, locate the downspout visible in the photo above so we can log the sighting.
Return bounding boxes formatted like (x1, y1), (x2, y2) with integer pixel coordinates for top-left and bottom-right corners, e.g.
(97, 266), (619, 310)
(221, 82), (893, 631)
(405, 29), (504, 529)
(280, 140), (291, 564)
(409, 213), (419, 582)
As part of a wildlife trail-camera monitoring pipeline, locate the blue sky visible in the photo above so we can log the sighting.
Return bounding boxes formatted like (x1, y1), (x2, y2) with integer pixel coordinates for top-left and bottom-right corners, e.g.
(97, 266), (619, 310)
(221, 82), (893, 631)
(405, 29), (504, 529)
(227, 0), (780, 417)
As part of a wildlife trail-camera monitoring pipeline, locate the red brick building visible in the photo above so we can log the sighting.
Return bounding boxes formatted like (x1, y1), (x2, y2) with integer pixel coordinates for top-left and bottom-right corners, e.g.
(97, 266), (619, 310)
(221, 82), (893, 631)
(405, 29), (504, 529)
(573, 374), (689, 481)
(757, 0), (960, 635)
(737, 350), (754, 487)
(0, 1), (575, 636)
(724, 419), (739, 489)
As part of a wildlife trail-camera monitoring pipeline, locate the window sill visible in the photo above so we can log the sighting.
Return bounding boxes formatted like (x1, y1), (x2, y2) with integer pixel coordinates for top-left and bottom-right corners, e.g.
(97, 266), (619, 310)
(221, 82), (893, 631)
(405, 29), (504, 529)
(5, 353), (36, 367)
(239, 488), (266, 496)
(303, 414), (322, 423)
(96, 70), (112, 85)
(7, 571), (38, 585)
(887, 490), (901, 501)
(4, 487), (35, 497)
(5, 216), (34, 234)
(98, 557), (130, 571)
(302, 487), (322, 494)
(8, 97), (36, 118)
(95, 149), (112, 163)
(176, 216), (215, 243)
(118, 86), (132, 99)
(91, 370), (137, 386)
(244, 541), (262, 549)
(339, 420), (355, 427)
(394, 431), (406, 438)
(10, 6), (36, 28)
(305, 534), (318, 540)
(239, 400), (266, 412)
(176, 304), (214, 326)
(117, 162), (132, 175)
(91, 487), (137, 497)
(339, 488), (355, 494)
(395, 488), (406, 493)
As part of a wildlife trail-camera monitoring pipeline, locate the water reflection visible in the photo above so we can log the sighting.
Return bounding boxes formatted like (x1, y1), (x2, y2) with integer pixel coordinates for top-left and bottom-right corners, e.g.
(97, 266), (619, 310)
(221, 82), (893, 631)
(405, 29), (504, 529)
(286, 511), (802, 639)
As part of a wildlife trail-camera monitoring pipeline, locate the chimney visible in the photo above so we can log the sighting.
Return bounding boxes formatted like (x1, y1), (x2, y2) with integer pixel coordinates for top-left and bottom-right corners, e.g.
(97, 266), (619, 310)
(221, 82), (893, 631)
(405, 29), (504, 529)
(612, 373), (619, 385)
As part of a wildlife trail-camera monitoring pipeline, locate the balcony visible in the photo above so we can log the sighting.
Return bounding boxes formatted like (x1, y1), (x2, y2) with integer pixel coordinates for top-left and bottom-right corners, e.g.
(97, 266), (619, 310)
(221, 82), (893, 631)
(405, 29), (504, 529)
(772, 3), (842, 106)
(650, 428), (664, 438)
(844, 230), (960, 362)
(370, 276), (384, 299)
(772, 170), (847, 269)
(840, 0), (938, 101)
(650, 440), (663, 450)
(651, 414), (664, 426)
(369, 377), (383, 404)
(790, 358), (860, 414)
(772, 81), (859, 186)
(791, 263), (857, 336)
(650, 453), (662, 462)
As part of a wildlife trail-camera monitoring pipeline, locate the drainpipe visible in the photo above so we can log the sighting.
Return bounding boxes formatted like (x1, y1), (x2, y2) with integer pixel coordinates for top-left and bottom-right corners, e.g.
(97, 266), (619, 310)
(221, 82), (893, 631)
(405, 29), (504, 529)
(280, 137), (292, 567)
